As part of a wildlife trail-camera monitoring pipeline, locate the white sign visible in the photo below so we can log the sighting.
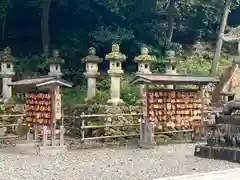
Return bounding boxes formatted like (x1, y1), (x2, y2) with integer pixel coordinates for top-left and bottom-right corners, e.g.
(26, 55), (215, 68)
(55, 88), (62, 119)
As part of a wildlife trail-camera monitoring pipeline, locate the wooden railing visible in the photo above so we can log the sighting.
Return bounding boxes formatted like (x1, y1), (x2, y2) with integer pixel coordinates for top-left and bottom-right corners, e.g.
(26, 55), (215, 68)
(0, 114), (24, 127)
(63, 112), (199, 146)
(64, 113), (142, 142)
(0, 111), (218, 146)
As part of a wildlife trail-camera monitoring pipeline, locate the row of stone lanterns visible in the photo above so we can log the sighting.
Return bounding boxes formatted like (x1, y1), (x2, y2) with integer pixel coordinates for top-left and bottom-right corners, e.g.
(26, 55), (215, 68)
(82, 44), (178, 105)
(82, 44), (158, 105)
(0, 45), (177, 105)
(0, 47), (64, 101)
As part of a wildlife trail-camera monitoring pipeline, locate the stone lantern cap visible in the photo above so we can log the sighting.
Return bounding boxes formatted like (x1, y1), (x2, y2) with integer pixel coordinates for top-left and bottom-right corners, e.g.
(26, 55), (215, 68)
(134, 47), (155, 62)
(221, 26), (240, 42)
(0, 47), (16, 63)
(163, 50), (177, 66)
(105, 44), (126, 62)
(47, 50), (64, 64)
(82, 47), (102, 63)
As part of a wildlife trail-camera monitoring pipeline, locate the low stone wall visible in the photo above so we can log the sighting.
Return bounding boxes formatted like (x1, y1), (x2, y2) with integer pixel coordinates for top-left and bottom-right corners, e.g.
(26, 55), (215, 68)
(64, 104), (141, 138)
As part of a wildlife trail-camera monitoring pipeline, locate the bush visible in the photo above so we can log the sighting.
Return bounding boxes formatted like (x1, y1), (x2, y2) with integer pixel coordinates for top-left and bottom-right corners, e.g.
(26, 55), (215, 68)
(61, 85), (86, 106)
(120, 76), (140, 105)
(61, 75), (140, 106)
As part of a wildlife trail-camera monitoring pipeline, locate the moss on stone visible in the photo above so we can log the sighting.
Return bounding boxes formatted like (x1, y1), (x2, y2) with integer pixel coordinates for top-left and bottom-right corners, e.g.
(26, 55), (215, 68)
(134, 54), (155, 62)
(82, 55), (102, 63)
(47, 57), (64, 64)
(105, 52), (126, 62)
(0, 47), (16, 63)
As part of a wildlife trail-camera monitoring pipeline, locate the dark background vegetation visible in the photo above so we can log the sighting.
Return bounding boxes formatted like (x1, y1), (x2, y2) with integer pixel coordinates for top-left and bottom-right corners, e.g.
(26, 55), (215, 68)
(0, 0), (239, 105)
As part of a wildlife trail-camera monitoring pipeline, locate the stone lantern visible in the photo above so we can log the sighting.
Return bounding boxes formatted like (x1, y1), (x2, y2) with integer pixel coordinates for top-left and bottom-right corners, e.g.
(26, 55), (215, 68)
(82, 47), (102, 100)
(134, 47), (154, 75)
(221, 26), (240, 55)
(164, 50), (177, 89)
(0, 47), (15, 100)
(134, 47), (154, 97)
(47, 50), (64, 77)
(164, 50), (177, 75)
(221, 26), (240, 100)
(105, 44), (126, 105)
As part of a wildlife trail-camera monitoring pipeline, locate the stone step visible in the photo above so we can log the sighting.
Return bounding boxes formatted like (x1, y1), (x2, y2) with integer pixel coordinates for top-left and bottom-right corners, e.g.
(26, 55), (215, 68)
(0, 140), (66, 155)
(153, 168), (240, 180)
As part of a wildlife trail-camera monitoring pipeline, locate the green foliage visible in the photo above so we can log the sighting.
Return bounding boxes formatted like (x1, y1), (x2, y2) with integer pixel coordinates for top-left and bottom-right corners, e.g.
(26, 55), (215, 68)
(178, 42), (212, 75)
(120, 76), (140, 105)
(61, 75), (140, 106)
(0, 0), (240, 106)
(90, 26), (135, 45)
(61, 86), (86, 106)
(16, 54), (47, 77)
(93, 90), (110, 104)
(0, 0), (11, 19)
(177, 41), (232, 75)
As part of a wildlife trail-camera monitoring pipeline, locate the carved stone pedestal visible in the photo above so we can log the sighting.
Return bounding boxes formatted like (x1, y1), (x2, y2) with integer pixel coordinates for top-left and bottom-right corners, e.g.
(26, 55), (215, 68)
(84, 73), (98, 100)
(107, 73), (124, 105)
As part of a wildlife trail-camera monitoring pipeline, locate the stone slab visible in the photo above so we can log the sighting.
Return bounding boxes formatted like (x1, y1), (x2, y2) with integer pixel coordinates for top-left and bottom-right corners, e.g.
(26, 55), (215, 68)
(0, 139), (66, 156)
(40, 146), (67, 155)
(0, 142), (40, 155)
(152, 168), (240, 180)
(194, 144), (240, 163)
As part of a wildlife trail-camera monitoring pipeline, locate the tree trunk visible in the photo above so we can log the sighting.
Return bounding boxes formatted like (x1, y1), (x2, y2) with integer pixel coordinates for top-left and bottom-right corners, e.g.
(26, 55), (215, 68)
(1, 17), (6, 42)
(211, 0), (231, 77)
(41, 0), (51, 55)
(167, 0), (176, 42)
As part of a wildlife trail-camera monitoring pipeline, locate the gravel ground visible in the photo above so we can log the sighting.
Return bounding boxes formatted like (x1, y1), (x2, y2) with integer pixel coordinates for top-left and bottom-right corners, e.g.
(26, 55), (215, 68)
(0, 143), (239, 180)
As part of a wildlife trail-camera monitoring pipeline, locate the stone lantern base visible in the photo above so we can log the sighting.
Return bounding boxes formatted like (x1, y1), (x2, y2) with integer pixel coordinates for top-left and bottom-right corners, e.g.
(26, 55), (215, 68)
(0, 73), (14, 100)
(107, 98), (124, 105)
(48, 71), (62, 77)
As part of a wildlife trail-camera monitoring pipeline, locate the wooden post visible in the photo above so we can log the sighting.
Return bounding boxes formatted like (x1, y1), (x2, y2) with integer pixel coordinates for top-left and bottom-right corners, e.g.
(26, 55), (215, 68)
(139, 118), (144, 143)
(34, 128), (39, 141)
(26, 129), (31, 141)
(61, 110), (64, 126)
(81, 112), (85, 148)
(43, 126), (48, 147)
(139, 84), (155, 148)
(51, 86), (57, 146)
(200, 85), (207, 141)
(60, 126), (65, 146)
(139, 84), (147, 147)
